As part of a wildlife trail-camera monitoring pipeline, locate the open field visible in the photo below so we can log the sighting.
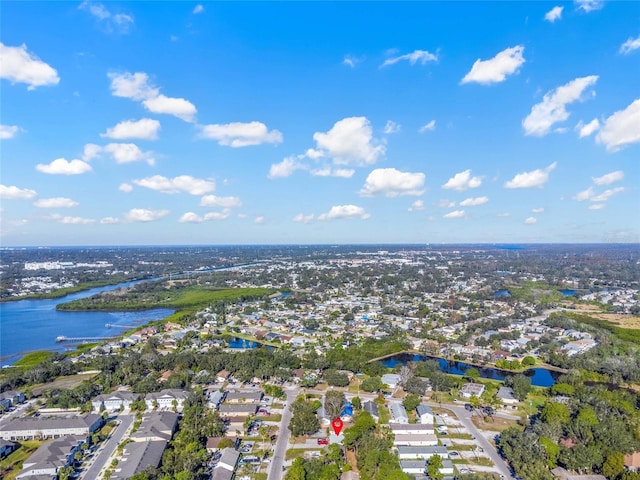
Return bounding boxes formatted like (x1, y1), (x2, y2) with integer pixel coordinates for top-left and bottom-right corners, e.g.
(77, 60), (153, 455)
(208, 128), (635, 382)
(31, 372), (99, 396)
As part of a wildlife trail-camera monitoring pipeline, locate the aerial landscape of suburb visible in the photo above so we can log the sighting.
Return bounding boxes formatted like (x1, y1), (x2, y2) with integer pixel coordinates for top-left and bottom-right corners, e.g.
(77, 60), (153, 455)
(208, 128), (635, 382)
(0, 1), (639, 480)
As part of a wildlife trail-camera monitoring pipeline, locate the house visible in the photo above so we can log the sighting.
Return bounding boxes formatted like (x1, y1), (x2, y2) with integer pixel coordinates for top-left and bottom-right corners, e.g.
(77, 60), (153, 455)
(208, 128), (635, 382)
(624, 451), (640, 472)
(218, 447), (240, 471)
(225, 390), (263, 403)
(206, 437), (227, 453)
(396, 446), (449, 460)
(389, 403), (409, 424)
(131, 412), (179, 442)
(208, 390), (226, 409)
(218, 404), (258, 417)
(363, 401), (379, 422)
(216, 370), (231, 382)
(551, 467), (607, 480)
(111, 440), (168, 479)
(0, 439), (18, 458)
(92, 390), (141, 412)
(381, 374), (402, 389)
(16, 434), (85, 479)
(0, 414), (104, 440)
(389, 424), (434, 435)
(393, 434), (438, 446)
(496, 386), (519, 405)
(0, 390), (26, 410)
(400, 459), (426, 475)
(460, 383), (485, 399)
(416, 404), (434, 424)
(439, 459), (454, 475)
(145, 389), (190, 412)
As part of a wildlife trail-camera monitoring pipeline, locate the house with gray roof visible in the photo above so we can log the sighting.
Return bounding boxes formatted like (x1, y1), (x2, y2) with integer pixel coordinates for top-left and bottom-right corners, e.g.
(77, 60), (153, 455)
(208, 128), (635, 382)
(92, 390), (140, 412)
(16, 434), (85, 479)
(363, 400), (379, 422)
(218, 447), (240, 471)
(225, 390), (263, 403)
(219, 403), (258, 417)
(389, 403), (409, 424)
(400, 459), (426, 475)
(0, 414), (104, 441)
(496, 386), (518, 405)
(396, 445), (449, 460)
(131, 412), (179, 442)
(416, 404), (434, 424)
(111, 440), (168, 479)
(145, 389), (190, 412)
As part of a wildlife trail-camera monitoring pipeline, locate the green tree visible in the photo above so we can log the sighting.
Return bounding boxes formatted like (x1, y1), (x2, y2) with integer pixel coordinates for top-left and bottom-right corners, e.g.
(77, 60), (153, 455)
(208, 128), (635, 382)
(402, 394), (421, 412)
(506, 374), (532, 401)
(324, 391), (346, 420)
(602, 452), (625, 480)
(541, 402), (571, 426)
(361, 376), (383, 392)
(352, 396), (362, 410)
(427, 454), (444, 480)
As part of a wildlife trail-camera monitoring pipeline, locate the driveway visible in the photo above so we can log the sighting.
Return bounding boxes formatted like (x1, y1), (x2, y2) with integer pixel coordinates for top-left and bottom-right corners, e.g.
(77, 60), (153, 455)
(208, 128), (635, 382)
(81, 414), (134, 480)
(267, 387), (298, 480)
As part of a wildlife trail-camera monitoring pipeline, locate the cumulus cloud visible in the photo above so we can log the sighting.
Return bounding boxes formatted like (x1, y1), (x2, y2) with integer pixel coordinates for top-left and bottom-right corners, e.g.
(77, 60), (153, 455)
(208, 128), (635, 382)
(133, 175), (215, 195)
(108, 71), (196, 122)
(0, 124), (20, 139)
(381, 49), (438, 68)
(268, 156), (307, 179)
(178, 210), (231, 223)
(359, 168), (425, 197)
(200, 195), (242, 208)
(310, 167), (355, 178)
(524, 217), (537, 224)
(79, 1), (134, 33)
(293, 213), (316, 224)
(0, 184), (37, 200)
(532, 207), (545, 213)
(620, 35), (640, 55)
(591, 187), (625, 202)
(34, 197), (78, 208)
(461, 46), (525, 85)
(313, 117), (385, 166)
(193, 4), (204, 14)
(100, 216), (120, 224)
(82, 143), (102, 161)
(199, 121), (283, 147)
(504, 162), (557, 189)
(575, 0), (603, 13)
(443, 210), (466, 219)
(442, 170), (482, 191)
(576, 118), (600, 138)
(36, 158), (92, 175)
(573, 186), (595, 202)
(0, 42), (59, 90)
(459, 196), (488, 207)
(596, 98), (640, 151)
(545, 6), (564, 22)
(593, 170), (624, 186)
(523, 76), (598, 136)
(119, 183), (133, 193)
(408, 200), (425, 212)
(318, 205), (370, 221)
(418, 120), (436, 133)
(124, 208), (170, 222)
(102, 118), (160, 140)
(383, 121), (401, 134)
(103, 143), (155, 165)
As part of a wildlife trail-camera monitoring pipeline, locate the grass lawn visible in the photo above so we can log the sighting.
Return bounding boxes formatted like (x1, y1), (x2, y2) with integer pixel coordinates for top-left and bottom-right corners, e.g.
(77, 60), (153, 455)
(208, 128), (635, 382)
(13, 351), (54, 369)
(0, 440), (45, 480)
(260, 414), (282, 422)
(285, 448), (309, 460)
(31, 372), (99, 396)
(378, 404), (390, 424)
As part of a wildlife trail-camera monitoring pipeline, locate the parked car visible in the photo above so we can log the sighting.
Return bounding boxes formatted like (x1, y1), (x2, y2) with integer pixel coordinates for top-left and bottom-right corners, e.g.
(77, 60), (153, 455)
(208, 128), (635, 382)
(464, 403), (473, 411)
(317, 438), (329, 445)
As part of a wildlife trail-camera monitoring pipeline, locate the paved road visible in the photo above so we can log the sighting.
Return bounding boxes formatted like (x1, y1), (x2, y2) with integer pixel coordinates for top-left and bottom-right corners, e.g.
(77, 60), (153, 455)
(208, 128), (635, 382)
(267, 387), (298, 480)
(428, 402), (514, 479)
(81, 414), (134, 480)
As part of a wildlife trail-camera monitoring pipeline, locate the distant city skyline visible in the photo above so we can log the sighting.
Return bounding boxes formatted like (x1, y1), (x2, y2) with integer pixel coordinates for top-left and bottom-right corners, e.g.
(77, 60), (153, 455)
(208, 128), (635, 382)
(1, 1), (639, 245)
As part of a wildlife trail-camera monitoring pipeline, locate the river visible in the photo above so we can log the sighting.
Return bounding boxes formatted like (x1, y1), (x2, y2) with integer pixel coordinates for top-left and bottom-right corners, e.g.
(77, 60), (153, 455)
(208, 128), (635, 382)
(380, 353), (560, 387)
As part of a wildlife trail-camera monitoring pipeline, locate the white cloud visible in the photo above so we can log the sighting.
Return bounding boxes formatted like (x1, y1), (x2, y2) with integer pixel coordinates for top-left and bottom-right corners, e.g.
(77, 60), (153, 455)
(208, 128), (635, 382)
(524, 217), (537, 224)
(442, 169), (482, 191)
(79, 2), (134, 33)
(438, 199), (457, 208)
(133, 175), (215, 195)
(591, 187), (625, 202)
(575, 0), (603, 13)
(459, 196), (488, 207)
(0, 184), (37, 200)
(310, 167), (355, 178)
(103, 143), (155, 165)
(596, 98), (640, 151)
(178, 212), (202, 223)
(381, 50), (438, 68)
(124, 208), (170, 223)
(34, 197), (78, 208)
(418, 120), (436, 133)
(58, 215), (95, 225)
(313, 117), (385, 166)
(318, 205), (370, 221)
(268, 156), (307, 179)
(443, 210), (466, 219)
(0, 42), (59, 90)
(343, 55), (364, 68)
(383, 121), (401, 134)
(102, 118), (160, 140)
(36, 158), (92, 175)
(83, 143), (102, 161)
(0, 125), (20, 139)
(254, 216), (265, 224)
(532, 207), (545, 213)
(588, 203), (606, 210)
(408, 200), (425, 212)
(504, 162), (557, 189)
(620, 35), (640, 54)
(199, 121), (283, 147)
(119, 183), (133, 193)
(193, 4), (204, 14)
(522, 75), (598, 136)
(544, 6), (564, 22)
(293, 213), (315, 224)
(593, 170), (624, 186)
(108, 71), (196, 122)
(573, 186), (595, 201)
(100, 216), (120, 224)
(359, 168), (425, 197)
(178, 210), (231, 223)
(497, 212), (511, 218)
(461, 45), (525, 85)
(576, 118), (600, 138)
(200, 195), (242, 208)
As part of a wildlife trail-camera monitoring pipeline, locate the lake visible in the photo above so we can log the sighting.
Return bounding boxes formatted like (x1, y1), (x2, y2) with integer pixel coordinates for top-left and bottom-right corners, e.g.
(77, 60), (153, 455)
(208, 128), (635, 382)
(380, 353), (560, 387)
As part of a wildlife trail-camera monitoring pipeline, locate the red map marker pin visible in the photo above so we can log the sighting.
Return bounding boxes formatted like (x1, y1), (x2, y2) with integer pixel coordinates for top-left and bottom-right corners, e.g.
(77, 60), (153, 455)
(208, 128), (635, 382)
(331, 417), (344, 436)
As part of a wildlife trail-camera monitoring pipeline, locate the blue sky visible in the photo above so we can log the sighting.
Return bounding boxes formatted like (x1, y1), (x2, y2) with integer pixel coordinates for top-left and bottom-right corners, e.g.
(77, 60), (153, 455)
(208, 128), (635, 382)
(1, 1), (639, 246)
